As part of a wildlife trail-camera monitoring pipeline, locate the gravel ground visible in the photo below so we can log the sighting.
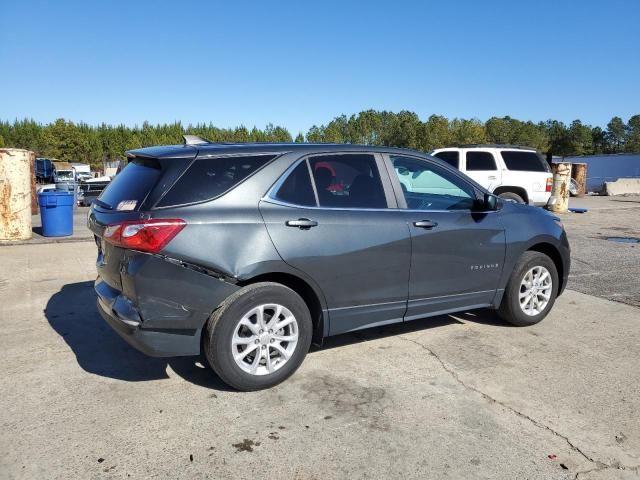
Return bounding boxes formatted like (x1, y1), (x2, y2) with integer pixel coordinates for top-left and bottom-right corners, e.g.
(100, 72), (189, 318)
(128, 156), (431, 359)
(562, 195), (640, 307)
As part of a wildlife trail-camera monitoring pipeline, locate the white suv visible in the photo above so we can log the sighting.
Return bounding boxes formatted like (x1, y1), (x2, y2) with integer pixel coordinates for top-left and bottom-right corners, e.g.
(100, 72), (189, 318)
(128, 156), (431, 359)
(431, 145), (553, 205)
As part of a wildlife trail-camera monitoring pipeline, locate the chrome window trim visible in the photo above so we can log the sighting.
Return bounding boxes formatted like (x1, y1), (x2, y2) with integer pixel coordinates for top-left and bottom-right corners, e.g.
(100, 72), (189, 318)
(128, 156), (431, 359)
(265, 152), (395, 210)
(263, 151), (500, 214)
(261, 196), (489, 215)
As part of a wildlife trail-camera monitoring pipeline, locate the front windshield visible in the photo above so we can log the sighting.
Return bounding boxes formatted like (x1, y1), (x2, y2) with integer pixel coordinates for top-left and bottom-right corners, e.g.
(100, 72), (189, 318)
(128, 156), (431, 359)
(57, 171), (74, 181)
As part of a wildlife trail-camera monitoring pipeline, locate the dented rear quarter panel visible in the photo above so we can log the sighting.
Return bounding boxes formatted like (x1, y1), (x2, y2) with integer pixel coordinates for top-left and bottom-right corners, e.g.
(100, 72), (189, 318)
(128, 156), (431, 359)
(147, 151), (330, 327)
(157, 151), (301, 280)
(121, 252), (240, 330)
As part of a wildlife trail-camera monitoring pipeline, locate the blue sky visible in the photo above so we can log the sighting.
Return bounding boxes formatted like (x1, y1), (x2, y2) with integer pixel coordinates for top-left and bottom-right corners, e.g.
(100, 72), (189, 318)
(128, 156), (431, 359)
(1, 0), (638, 135)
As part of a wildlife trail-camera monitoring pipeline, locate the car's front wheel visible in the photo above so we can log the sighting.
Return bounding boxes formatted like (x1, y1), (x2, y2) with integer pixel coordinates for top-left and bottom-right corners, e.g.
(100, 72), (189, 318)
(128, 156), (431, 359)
(204, 282), (312, 391)
(497, 251), (559, 326)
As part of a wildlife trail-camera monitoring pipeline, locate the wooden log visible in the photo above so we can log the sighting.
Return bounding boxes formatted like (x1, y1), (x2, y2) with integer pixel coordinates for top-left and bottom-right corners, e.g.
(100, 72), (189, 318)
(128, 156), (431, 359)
(571, 162), (587, 197)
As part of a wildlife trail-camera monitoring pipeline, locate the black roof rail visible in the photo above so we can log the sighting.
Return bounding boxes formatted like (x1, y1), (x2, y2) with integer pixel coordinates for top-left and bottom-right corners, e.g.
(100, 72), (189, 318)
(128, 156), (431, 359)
(459, 143), (536, 150)
(182, 134), (212, 146)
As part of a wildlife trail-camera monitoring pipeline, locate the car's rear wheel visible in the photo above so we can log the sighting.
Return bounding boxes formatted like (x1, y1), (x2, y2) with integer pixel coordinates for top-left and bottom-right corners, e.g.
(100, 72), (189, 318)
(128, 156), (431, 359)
(204, 282), (312, 391)
(498, 191), (525, 204)
(497, 251), (559, 326)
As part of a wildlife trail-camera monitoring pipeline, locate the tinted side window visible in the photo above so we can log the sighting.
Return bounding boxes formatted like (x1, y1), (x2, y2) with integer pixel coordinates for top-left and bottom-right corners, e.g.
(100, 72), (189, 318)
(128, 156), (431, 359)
(501, 151), (550, 172)
(466, 152), (497, 171)
(157, 155), (276, 207)
(274, 161), (316, 207)
(309, 154), (386, 209)
(433, 151), (460, 169)
(392, 156), (476, 211)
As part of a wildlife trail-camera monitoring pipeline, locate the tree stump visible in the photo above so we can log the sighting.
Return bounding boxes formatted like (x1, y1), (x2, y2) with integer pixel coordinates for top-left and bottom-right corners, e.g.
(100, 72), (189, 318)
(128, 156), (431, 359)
(549, 162), (572, 213)
(571, 162), (587, 197)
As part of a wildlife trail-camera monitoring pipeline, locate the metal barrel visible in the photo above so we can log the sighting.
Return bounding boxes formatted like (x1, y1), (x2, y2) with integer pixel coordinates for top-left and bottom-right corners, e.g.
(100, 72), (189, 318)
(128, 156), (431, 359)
(0, 148), (34, 240)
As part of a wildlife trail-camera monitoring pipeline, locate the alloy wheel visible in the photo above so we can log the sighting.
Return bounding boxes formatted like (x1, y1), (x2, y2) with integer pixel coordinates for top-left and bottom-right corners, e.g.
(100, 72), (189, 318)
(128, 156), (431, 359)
(231, 304), (299, 375)
(519, 266), (553, 316)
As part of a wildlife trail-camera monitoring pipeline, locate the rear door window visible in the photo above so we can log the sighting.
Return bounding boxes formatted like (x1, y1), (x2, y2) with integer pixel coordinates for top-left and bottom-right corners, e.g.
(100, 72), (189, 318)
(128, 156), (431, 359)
(97, 158), (162, 211)
(157, 154), (276, 207)
(501, 151), (550, 172)
(466, 152), (497, 171)
(274, 161), (317, 207)
(308, 154), (387, 209)
(433, 151), (460, 169)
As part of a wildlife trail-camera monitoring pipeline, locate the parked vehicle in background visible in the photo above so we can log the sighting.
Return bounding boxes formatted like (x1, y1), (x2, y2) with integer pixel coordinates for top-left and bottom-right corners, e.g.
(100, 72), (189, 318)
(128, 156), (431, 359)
(71, 163), (92, 182)
(89, 138), (570, 391)
(36, 183), (56, 194)
(431, 145), (553, 205)
(103, 160), (122, 178)
(35, 158), (54, 183)
(51, 161), (76, 184)
(78, 177), (111, 206)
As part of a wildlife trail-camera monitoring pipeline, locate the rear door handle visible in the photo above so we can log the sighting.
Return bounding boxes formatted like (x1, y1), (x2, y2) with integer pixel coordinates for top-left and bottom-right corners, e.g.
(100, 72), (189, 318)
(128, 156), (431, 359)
(488, 175), (497, 180)
(286, 218), (318, 229)
(413, 220), (438, 229)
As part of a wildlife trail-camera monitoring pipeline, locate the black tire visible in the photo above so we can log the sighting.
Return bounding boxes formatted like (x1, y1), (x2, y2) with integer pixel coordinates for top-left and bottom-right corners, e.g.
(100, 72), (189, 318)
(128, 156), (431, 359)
(204, 282), (312, 391)
(498, 191), (525, 204)
(497, 251), (559, 326)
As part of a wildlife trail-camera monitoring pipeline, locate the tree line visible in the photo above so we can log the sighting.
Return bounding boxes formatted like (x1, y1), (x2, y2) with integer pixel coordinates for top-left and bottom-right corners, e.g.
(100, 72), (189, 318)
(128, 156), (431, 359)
(1, 112), (638, 170)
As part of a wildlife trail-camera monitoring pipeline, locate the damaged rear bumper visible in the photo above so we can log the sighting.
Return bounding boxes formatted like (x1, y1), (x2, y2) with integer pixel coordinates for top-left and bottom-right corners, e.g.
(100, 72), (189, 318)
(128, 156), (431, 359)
(95, 253), (241, 357)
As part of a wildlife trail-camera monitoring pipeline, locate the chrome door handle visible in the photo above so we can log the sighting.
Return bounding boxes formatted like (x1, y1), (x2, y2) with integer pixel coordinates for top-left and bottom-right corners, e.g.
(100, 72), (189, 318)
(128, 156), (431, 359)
(286, 218), (318, 229)
(413, 220), (438, 229)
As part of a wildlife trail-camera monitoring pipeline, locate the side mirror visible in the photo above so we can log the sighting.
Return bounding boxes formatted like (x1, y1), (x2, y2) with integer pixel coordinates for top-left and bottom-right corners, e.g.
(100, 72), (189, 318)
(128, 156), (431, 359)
(474, 193), (500, 211)
(485, 193), (499, 211)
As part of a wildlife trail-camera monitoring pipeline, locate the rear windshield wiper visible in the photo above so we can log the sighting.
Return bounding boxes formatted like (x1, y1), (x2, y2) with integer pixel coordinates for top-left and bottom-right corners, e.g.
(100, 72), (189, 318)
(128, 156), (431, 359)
(93, 199), (113, 210)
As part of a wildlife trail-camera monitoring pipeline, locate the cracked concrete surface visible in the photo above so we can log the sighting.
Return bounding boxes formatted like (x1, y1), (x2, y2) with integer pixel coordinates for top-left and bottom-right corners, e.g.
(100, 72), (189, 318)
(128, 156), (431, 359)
(1, 201), (640, 479)
(397, 334), (640, 480)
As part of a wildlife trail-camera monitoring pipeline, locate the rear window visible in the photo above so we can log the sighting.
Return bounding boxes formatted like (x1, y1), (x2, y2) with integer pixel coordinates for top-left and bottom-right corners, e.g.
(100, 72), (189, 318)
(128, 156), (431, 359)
(97, 158), (161, 210)
(466, 152), (497, 171)
(433, 151), (460, 169)
(157, 154), (276, 207)
(501, 151), (550, 172)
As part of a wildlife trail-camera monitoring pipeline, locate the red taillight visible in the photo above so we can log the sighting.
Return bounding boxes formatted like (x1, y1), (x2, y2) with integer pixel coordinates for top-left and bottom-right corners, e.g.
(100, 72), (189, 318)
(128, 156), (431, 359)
(546, 177), (553, 192)
(103, 219), (186, 253)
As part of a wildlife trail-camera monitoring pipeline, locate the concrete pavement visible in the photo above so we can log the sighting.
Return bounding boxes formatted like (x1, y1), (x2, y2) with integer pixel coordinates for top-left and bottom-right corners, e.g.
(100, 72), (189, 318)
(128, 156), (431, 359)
(1, 240), (638, 479)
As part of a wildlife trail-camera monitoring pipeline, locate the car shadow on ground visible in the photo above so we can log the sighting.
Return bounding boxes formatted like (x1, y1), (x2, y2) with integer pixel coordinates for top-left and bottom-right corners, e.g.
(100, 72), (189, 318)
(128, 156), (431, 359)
(44, 281), (234, 391)
(45, 281), (507, 389)
(318, 308), (508, 351)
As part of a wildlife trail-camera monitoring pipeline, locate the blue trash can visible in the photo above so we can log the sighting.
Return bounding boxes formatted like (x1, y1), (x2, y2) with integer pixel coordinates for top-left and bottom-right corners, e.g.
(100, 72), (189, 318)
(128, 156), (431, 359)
(38, 191), (74, 237)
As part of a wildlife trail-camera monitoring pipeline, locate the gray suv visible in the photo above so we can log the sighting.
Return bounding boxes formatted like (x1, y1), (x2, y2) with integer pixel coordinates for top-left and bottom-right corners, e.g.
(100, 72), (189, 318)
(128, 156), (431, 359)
(89, 138), (570, 391)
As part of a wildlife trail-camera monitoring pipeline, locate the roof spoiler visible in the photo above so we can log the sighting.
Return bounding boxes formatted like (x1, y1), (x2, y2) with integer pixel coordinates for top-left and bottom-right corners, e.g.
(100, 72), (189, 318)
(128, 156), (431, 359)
(183, 135), (211, 146)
